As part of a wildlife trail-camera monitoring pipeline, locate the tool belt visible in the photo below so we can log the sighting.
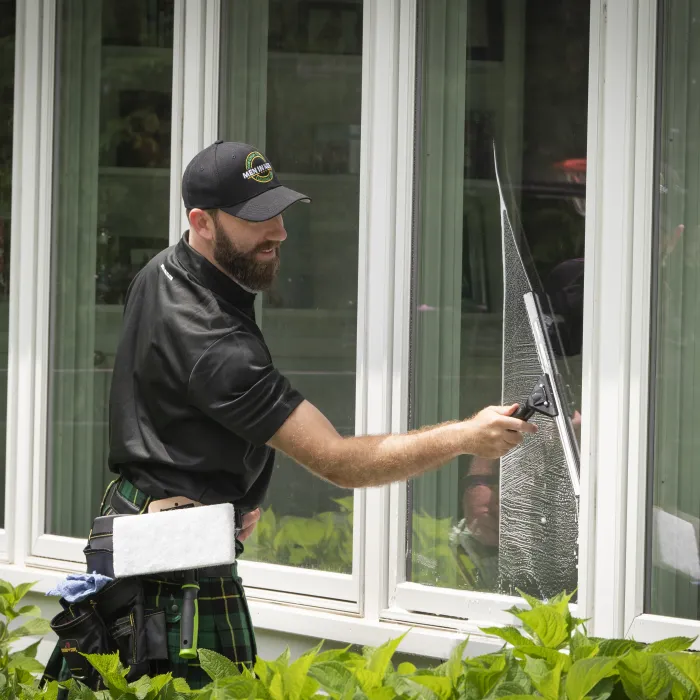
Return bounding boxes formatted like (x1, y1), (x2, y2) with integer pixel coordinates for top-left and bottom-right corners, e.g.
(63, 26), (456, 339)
(41, 478), (239, 690)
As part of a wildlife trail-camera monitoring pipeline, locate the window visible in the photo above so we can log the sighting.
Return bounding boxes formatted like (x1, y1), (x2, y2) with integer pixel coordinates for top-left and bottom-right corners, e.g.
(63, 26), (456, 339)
(218, 0), (362, 576)
(0, 0), (15, 529)
(408, 0), (589, 600)
(647, 0), (700, 621)
(46, 0), (175, 539)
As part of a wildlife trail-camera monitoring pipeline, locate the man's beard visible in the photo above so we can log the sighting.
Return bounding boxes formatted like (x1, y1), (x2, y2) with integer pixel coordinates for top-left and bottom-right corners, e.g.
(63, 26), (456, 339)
(212, 219), (280, 291)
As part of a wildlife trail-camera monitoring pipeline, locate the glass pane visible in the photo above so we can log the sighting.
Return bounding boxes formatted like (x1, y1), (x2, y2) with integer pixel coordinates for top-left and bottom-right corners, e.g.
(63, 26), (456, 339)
(647, 0), (700, 619)
(0, 0), (15, 528)
(218, 0), (361, 574)
(47, 0), (174, 538)
(408, 0), (588, 597)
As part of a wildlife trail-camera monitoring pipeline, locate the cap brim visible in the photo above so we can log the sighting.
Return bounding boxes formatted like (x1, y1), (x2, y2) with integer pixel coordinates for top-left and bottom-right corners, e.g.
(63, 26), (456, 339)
(220, 186), (311, 222)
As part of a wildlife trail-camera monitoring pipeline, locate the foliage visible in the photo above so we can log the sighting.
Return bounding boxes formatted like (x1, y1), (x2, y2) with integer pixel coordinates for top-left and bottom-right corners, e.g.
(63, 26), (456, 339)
(8, 582), (700, 699)
(0, 580), (52, 699)
(410, 511), (461, 588)
(244, 497), (354, 574)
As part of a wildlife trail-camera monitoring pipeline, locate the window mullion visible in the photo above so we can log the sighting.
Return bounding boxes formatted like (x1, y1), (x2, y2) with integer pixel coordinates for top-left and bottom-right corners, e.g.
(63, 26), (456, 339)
(358, 0), (403, 620)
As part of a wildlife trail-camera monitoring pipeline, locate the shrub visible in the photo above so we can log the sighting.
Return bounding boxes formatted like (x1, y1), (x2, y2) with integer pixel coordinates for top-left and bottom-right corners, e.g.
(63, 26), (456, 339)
(7, 581), (700, 698)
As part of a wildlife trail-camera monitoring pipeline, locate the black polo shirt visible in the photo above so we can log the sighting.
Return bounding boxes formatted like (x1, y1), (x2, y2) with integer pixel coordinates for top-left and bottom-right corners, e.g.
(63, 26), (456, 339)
(107, 233), (304, 510)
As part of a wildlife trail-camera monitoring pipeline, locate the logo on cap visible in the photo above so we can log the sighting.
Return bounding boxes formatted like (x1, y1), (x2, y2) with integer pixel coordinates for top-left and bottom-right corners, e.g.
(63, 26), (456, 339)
(242, 151), (273, 184)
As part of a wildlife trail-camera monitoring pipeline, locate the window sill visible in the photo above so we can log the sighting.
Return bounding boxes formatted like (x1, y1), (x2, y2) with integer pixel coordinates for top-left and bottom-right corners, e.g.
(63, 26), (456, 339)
(0, 561), (504, 660)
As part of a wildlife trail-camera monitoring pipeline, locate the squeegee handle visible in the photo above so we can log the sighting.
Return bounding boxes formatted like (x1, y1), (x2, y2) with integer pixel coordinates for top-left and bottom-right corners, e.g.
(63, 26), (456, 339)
(179, 579), (200, 659)
(513, 403), (534, 421)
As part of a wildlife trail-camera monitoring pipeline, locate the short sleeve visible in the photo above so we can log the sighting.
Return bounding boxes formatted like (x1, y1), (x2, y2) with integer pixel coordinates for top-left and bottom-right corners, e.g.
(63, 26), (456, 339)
(187, 331), (304, 445)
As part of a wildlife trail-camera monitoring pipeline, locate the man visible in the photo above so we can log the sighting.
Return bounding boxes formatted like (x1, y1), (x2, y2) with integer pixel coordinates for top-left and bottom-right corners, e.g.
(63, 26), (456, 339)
(99, 141), (535, 687)
(449, 457), (500, 591)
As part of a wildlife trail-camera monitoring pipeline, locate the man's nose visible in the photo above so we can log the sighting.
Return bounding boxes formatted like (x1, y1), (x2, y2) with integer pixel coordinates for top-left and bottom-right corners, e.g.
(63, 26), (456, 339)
(267, 216), (287, 242)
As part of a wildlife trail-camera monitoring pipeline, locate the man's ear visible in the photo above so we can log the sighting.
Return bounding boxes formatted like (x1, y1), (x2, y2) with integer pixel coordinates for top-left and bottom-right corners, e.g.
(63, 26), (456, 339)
(188, 209), (216, 240)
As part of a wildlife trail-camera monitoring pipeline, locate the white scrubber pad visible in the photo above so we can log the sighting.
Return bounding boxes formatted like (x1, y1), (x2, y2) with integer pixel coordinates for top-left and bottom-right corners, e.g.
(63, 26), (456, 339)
(112, 503), (236, 578)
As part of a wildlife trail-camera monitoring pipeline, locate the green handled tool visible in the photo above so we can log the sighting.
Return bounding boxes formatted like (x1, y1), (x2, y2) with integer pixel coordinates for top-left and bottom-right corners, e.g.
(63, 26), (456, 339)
(179, 570), (200, 659)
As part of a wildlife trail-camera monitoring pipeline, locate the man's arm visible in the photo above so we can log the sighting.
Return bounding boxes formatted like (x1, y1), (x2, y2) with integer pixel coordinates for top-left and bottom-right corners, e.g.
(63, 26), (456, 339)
(268, 400), (536, 489)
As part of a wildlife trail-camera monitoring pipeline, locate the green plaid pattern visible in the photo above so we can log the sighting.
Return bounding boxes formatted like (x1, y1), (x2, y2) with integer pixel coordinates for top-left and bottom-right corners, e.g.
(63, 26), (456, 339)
(139, 571), (256, 687)
(101, 478), (257, 689)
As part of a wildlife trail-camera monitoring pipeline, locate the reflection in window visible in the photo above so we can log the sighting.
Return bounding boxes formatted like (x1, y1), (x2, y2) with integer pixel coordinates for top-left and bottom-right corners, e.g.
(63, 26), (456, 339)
(47, 0), (174, 538)
(218, 0), (362, 574)
(408, 0), (588, 596)
(648, 0), (700, 620)
(0, 0), (15, 528)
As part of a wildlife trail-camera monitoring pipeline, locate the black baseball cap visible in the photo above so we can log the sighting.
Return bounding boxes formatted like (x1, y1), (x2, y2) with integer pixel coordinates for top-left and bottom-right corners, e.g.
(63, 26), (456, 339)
(182, 140), (310, 222)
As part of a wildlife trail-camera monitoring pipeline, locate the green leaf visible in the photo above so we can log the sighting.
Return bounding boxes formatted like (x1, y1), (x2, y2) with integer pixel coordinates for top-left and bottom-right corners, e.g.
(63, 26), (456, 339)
(15, 606), (41, 619)
(198, 648), (242, 680)
(646, 637), (697, 654)
(254, 658), (274, 686)
(667, 653), (700, 693)
(618, 650), (672, 700)
(596, 639), (645, 657)
(481, 627), (533, 649)
(409, 674), (454, 700)
(308, 661), (357, 696)
(268, 673), (285, 700)
(513, 646), (572, 672)
(397, 662), (417, 675)
(14, 640), (40, 660)
(444, 637), (469, 682)
(366, 634), (406, 677)
(565, 657), (619, 700)
(464, 656), (508, 698)
(11, 583), (37, 607)
(587, 676), (617, 700)
(387, 673), (439, 700)
(486, 686), (538, 699)
(570, 631), (599, 663)
(9, 618), (51, 640)
(83, 654), (129, 694)
(513, 606), (569, 649)
(523, 656), (562, 700)
(515, 590), (543, 610)
(7, 654), (44, 674)
(66, 678), (100, 700)
(313, 646), (356, 664)
(284, 650), (319, 700)
(275, 647), (291, 669)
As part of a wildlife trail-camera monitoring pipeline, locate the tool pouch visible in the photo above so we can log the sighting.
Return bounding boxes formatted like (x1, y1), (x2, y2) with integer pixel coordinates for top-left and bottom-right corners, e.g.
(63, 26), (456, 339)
(46, 570), (168, 689)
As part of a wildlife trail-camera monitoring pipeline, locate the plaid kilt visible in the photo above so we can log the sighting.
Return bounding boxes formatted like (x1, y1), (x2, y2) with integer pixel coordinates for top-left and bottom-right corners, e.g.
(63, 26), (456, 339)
(48, 478), (257, 691)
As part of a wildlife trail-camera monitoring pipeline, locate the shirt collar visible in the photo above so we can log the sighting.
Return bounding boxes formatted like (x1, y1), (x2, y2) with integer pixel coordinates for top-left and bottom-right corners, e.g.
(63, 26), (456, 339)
(175, 231), (257, 312)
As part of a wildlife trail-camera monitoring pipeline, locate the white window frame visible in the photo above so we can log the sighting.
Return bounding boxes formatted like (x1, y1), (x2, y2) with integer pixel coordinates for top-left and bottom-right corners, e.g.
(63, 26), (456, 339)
(622, 0), (700, 647)
(383, 0), (607, 628)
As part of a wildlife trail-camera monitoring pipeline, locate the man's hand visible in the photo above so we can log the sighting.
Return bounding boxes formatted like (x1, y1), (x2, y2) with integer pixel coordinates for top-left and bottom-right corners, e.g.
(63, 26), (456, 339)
(238, 508), (261, 542)
(463, 404), (537, 459)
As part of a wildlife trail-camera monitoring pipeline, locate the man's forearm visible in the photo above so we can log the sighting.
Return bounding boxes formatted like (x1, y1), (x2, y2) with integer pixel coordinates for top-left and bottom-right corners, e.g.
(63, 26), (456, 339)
(309, 421), (467, 488)
(268, 399), (530, 487)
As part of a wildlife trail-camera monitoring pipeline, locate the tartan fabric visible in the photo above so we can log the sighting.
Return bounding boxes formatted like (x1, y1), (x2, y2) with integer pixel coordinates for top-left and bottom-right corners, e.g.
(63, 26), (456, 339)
(115, 477), (149, 511)
(100, 478), (257, 689)
(140, 570), (256, 688)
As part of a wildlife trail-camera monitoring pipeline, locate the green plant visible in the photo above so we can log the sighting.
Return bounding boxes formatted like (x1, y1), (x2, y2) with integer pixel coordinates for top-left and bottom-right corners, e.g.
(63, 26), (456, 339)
(26, 589), (700, 699)
(244, 497), (353, 573)
(0, 580), (51, 699)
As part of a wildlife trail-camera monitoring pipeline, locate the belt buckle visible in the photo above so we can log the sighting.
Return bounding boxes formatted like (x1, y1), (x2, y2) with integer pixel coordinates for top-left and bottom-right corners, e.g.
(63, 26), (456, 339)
(147, 496), (201, 514)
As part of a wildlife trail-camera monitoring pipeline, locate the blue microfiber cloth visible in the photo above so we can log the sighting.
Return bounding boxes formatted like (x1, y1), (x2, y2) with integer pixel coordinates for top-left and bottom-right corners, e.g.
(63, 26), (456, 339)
(47, 573), (113, 603)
